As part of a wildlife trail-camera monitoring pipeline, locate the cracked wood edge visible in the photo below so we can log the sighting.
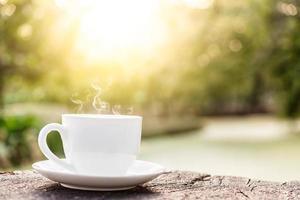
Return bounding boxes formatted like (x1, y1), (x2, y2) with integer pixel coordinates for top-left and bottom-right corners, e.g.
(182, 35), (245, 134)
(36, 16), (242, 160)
(1, 170), (300, 199)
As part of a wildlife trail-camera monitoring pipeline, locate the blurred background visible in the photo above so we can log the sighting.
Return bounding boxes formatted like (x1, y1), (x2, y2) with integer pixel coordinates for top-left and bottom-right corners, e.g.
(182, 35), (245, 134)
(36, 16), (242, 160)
(0, 0), (300, 182)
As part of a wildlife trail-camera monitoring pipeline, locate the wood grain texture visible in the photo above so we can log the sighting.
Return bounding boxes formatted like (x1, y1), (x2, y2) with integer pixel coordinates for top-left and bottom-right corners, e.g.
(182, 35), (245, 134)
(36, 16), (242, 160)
(1, 170), (300, 199)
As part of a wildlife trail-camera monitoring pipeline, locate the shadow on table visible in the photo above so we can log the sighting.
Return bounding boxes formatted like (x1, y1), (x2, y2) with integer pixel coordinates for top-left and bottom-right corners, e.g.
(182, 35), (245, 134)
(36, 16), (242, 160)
(34, 183), (159, 199)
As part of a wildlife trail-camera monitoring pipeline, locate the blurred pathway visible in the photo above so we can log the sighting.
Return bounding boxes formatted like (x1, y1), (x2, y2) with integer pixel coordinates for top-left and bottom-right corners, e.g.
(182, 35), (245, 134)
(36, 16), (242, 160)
(140, 115), (300, 182)
(201, 115), (300, 141)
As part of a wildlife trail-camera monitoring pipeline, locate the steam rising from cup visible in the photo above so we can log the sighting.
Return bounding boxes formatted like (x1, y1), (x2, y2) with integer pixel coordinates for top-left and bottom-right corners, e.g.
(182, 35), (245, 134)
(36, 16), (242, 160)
(113, 105), (134, 115)
(91, 82), (110, 114)
(71, 82), (134, 115)
(126, 106), (134, 114)
(71, 93), (84, 113)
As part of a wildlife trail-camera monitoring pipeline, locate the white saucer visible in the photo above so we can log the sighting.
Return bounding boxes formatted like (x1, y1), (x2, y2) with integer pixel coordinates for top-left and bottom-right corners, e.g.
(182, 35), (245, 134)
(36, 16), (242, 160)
(32, 159), (167, 191)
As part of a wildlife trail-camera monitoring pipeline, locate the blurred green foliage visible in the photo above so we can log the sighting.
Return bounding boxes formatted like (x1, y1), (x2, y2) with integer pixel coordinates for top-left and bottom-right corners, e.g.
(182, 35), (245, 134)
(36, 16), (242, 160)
(0, 115), (40, 167)
(0, 0), (299, 117)
(46, 131), (64, 158)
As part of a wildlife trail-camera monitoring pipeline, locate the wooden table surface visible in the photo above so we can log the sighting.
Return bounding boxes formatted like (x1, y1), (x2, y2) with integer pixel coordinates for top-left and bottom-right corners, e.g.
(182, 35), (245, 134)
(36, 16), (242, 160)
(1, 170), (300, 199)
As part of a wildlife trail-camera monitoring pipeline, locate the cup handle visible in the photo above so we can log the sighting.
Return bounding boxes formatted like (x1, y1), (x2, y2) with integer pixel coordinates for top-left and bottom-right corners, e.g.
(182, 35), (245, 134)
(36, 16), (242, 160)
(38, 123), (73, 171)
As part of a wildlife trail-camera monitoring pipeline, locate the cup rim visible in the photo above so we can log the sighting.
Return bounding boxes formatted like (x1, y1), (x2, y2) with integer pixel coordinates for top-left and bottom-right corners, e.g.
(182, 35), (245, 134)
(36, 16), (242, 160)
(62, 114), (142, 119)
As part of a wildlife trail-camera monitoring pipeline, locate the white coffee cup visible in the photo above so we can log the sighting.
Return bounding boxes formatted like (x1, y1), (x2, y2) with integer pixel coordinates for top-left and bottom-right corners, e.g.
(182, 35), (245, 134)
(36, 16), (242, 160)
(38, 114), (142, 176)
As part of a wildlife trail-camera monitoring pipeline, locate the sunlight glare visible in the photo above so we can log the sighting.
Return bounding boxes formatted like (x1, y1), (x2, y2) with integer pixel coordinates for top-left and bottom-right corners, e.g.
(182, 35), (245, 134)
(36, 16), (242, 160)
(55, 0), (164, 61)
(168, 0), (214, 9)
(184, 0), (213, 9)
